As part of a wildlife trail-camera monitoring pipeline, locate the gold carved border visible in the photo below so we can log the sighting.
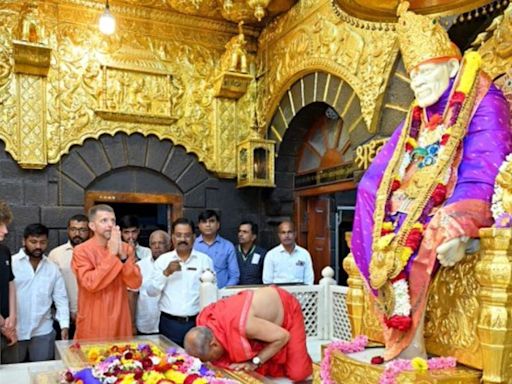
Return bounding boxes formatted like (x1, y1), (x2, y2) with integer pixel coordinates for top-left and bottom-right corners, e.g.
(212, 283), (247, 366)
(258, 0), (398, 133)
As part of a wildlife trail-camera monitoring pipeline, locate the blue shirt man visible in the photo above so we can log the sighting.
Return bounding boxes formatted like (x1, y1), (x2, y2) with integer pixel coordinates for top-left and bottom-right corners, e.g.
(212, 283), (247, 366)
(193, 210), (239, 288)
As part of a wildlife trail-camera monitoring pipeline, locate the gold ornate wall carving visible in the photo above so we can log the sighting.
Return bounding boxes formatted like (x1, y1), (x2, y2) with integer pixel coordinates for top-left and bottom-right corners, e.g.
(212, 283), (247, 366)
(257, 0), (399, 133)
(478, 3), (512, 80)
(0, 0), (260, 175)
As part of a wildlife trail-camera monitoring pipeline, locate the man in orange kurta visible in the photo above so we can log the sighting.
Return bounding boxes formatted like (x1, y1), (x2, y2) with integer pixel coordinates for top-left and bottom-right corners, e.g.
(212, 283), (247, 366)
(72, 204), (142, 340)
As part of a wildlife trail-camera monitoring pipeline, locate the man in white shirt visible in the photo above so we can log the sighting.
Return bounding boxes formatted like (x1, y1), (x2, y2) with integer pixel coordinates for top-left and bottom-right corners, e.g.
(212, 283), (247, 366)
(48, 214), (89, 339)
(119, 215), (151, 261)
(262, 220), (314, 285)
(148, 218), (213, 346)
(8, 224), (69, 362)
(134, 230), (170, 334)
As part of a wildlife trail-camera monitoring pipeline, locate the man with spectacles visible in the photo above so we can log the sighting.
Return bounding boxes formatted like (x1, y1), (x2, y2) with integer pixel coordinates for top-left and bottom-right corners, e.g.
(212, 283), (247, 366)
(148, 218), (213, 346)
(48, 214), (90, 339)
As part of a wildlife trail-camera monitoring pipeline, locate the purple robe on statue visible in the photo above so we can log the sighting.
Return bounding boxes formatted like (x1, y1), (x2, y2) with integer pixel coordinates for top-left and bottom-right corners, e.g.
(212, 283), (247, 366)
(351, 77), (512, 358)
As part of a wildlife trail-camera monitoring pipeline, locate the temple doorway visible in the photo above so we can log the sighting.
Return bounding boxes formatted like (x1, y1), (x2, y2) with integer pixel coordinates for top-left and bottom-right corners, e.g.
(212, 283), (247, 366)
(279, 102), (356, 283)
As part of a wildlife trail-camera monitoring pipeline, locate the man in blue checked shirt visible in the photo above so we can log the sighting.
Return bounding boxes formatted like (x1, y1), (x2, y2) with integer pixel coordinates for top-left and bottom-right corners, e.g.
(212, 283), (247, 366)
(193, 210), (239, 288)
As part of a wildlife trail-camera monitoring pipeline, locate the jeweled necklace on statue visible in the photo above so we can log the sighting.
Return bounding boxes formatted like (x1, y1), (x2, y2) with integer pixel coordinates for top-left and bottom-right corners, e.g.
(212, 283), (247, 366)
(369, 52), (482, 330)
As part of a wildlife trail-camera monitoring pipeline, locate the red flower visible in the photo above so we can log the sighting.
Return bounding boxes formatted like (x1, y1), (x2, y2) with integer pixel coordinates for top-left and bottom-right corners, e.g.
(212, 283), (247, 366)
(450, 91), (465, 105)
(123, 351), (133, 360)
(391, 179), (401, 192)
(133, 368), (143, 380)
(426, 114), (443, 130)
(70, 342), (81, 350)
(412, 106), (422, 121)
(440, 133), (450, 146)
(381, 228), (392, 236)
(371, 356), (385, 365)
(431, 183), (447, 206)
(405, 142), (414, 152)
(385, 315), (412, 331)
(141, 357), (153, 369)
(405, 228), (423, 251)
(390, 272), (406, 283)
(184, 374), (201, 384)
(64, 371), (74, 383)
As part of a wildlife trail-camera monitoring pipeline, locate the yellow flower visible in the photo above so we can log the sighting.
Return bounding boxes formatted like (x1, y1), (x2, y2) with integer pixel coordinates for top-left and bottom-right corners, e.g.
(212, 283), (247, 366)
(411, 222), (424, 232)
(382, 222), (394, 231)
(192, 379), (208, 384)
(398, 247), (413, 265)
(406, 137), (417, 148)
(165, 370), (186, 384)
(86, 347), (100, 363)
(120, 374), (136, 384)
(376, 233), (395, 251)
(142, 371), (166, 384)
(456, 52), (481, 95)
(411, 357), (428, 372)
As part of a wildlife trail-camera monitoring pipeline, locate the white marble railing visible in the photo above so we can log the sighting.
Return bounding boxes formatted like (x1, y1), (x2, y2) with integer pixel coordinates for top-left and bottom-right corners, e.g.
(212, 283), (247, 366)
(200, 267), (352, 341)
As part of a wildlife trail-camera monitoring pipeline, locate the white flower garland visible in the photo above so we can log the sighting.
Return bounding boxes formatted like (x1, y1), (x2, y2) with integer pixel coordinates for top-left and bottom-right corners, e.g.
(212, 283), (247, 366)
(392, 279), (411, 317)
(491, 153), (512, 220)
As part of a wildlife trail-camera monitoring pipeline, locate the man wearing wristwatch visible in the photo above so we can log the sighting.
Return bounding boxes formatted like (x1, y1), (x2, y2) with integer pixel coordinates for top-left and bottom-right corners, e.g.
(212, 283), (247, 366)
(184, 286), (312, 381)
(72, 204), (142, 340)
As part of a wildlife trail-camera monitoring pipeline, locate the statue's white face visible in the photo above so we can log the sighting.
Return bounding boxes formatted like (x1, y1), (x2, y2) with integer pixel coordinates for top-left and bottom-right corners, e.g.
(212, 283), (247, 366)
(410, 59), (460, 107)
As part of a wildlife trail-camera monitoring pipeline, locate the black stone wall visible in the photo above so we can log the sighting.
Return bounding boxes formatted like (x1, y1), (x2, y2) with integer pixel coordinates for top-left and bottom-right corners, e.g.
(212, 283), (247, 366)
(0, 133), (266, 253)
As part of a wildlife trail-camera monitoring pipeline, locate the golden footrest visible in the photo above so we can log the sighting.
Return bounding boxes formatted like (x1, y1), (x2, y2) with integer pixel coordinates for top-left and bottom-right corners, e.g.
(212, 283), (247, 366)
(313, 351), (481, 384)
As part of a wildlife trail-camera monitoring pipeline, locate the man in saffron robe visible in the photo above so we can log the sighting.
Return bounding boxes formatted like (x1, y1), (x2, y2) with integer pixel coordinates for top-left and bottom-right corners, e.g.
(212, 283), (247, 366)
(184, 286), (312, 381)
(351, 2), (512, 360)
(72, 204), (142, 339)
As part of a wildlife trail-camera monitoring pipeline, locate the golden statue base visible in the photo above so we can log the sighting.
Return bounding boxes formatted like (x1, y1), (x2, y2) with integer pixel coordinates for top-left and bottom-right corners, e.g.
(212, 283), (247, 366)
(313, 350), (481, 384)
(214, 71), (253, 99)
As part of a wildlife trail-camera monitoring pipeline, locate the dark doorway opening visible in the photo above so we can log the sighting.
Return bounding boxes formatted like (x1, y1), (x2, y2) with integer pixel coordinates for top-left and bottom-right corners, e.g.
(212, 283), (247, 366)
(84, 191), (183, 247)
(107, 203), (168, 247)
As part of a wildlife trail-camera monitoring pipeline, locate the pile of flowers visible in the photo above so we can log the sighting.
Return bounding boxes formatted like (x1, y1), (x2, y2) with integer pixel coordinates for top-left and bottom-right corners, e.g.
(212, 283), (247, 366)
(60, 343), (238, 384)
(379, 356), (456, 384)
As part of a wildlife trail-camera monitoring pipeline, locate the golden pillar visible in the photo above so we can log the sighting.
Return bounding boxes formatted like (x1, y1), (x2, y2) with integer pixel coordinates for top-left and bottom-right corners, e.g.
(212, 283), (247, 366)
(476, 228), (512, 384)
(342, 232), (365, 336)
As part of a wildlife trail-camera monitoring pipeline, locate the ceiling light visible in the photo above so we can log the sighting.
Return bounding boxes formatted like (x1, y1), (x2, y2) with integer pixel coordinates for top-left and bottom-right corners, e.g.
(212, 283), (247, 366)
(99, 0), (116, 35)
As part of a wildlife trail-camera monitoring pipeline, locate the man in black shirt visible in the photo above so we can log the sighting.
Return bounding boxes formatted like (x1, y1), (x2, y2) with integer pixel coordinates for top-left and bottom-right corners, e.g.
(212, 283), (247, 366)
(235, 221), (266, 285)
(0, 200), (16, 363)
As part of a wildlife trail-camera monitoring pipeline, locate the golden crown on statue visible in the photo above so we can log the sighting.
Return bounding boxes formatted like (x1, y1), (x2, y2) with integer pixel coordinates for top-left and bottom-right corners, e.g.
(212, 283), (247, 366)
(396, 1), (461, 72)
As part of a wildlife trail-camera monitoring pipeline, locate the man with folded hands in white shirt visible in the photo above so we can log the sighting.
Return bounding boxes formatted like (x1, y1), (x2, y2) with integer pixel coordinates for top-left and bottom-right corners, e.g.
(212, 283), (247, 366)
(148, 218), (213, 346)
(133, 229), (171, 334)
(5, 223), (69, 362)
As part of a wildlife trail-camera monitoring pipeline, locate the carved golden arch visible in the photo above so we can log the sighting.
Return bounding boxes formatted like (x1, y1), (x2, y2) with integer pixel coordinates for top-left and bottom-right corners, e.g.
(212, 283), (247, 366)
(265, 70), (371, 154)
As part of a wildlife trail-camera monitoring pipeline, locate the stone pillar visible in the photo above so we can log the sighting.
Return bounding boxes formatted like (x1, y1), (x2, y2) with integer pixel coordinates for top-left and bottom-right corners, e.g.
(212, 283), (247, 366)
(476, 227), (512, 384)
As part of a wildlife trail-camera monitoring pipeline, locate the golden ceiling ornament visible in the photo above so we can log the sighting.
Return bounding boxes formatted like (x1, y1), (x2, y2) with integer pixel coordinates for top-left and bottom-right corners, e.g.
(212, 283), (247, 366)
(247, 0), (271, 21)
(165, 0), (297, 23)
(396, 1), (461, 73)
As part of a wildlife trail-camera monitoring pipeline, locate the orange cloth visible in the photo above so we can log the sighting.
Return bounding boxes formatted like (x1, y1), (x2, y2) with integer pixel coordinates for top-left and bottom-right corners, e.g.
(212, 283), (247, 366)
(72, 238), (142, 340)
(197, 286), (312, 381)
